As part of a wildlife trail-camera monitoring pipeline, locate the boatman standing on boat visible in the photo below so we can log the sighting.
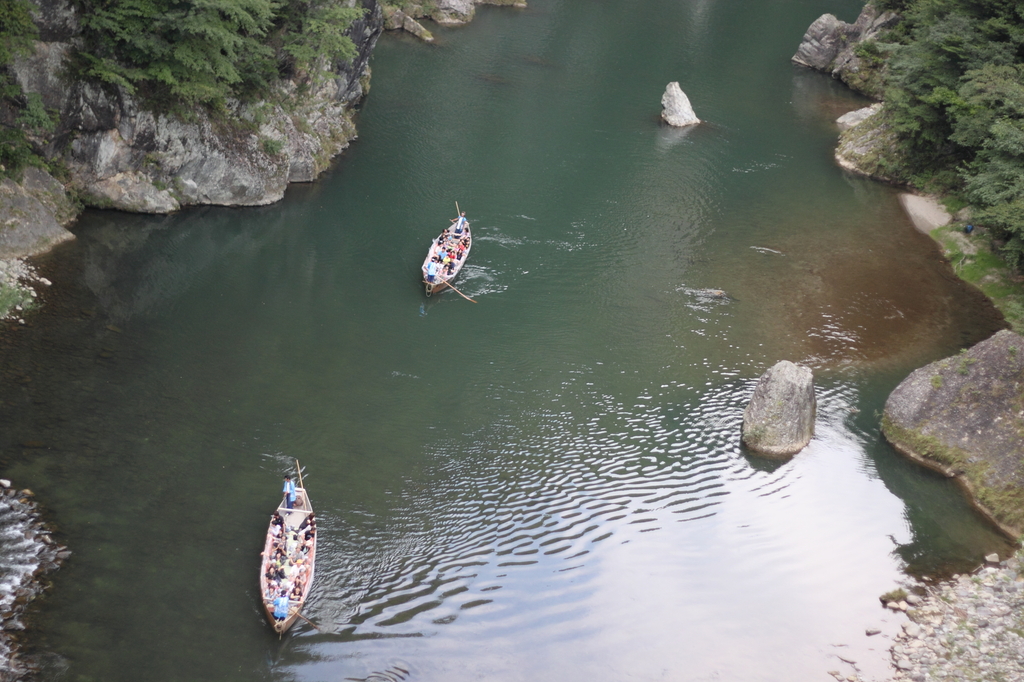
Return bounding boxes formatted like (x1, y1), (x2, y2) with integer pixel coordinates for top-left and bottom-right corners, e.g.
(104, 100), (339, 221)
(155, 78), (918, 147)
(425, 259), (439, 284)
(283, 475), (296, 510)
(273, 590), (290, 621)
(452, 212), (467, 235)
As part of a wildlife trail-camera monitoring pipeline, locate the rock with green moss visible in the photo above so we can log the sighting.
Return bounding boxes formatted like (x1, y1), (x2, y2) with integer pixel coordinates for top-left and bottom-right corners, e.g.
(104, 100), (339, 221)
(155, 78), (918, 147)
(791, 4), (898, 99)
(742, 360), (816, 458)
(835, 108), (909, 184)
(882, 329), (1024, 535)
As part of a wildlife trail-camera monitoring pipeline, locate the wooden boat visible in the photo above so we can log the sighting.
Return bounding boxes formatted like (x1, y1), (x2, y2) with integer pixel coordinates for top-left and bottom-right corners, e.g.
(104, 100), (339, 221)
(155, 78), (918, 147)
(259, 461), (316, 634)
(421, 216), (472, 296)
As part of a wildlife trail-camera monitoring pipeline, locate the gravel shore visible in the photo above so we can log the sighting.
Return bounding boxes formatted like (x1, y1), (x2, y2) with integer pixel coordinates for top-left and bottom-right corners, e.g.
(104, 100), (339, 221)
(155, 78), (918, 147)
(888, 552), (1024, 682)
(0, 482), (68, 681)
(0, 259), (49, 323)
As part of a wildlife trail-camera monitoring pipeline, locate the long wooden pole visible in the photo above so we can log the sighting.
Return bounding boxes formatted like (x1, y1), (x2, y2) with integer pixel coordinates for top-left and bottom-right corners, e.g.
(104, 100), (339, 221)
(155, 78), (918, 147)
(443, 279), (477, 303)
(294, 459), (304, 491)
(292, 609), (321, 631)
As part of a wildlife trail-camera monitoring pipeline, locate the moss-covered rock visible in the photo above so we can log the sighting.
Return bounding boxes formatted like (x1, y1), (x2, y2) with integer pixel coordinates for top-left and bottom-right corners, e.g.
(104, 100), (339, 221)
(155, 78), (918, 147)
(835, 108), (910, 184)
(882, 330), (1024, 536)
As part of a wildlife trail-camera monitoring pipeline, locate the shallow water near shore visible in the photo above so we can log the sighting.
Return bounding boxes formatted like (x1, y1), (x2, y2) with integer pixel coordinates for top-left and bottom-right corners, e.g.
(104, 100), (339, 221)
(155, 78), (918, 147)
(0, 0), (1015, 680)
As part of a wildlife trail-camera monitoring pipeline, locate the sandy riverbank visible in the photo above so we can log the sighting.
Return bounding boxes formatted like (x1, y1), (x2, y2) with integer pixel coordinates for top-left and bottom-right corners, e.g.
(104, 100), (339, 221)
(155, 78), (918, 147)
(897, 194), (951, 235)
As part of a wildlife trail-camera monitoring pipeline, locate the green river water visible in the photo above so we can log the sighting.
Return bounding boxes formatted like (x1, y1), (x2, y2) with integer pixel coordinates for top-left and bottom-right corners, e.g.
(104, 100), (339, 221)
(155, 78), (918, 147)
(0, 1), (1015, 680)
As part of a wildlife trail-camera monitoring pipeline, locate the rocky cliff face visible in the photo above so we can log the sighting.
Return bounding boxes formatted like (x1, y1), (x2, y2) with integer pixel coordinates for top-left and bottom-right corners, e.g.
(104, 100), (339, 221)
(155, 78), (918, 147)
(791, 4), (898, 99)
(384, 0), (525, 30)
(0, 168), (76, 259)
(9, 0), (384, 215)
(882, 330), (1024, 536)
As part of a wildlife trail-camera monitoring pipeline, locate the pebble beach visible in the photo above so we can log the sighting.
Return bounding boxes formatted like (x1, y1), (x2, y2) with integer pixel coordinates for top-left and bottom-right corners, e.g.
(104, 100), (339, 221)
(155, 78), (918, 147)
(887, 552), (1024, 682)
(0, 481), (69, 681)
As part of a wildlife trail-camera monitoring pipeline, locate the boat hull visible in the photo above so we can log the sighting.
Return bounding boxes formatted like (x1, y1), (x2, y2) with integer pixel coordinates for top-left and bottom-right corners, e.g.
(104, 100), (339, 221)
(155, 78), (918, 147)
(422, 223), (472, 296)
(259, 487), (316, 634)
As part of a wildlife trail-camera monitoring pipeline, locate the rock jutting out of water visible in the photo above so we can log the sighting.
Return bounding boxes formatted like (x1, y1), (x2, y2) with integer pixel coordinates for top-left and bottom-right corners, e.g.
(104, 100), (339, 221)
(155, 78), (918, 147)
(741, 360), (816, 458)
(882, 329), (1024, 537)
(660, 82), (700, 128)
(791, 4), (899, 98)
(0, 481), (69, 681)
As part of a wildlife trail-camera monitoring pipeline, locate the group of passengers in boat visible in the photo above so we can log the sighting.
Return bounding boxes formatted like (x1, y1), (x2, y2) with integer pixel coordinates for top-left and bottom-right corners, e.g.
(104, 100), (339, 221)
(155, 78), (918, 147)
(425, 213), (470, 284)
(264, 510), (316, 622)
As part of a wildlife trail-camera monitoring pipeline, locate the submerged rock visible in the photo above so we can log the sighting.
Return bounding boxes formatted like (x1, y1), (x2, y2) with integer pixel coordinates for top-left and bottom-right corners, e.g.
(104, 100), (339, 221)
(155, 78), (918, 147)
(741, 361), (816, 457)
(384, 7), (434, 41)
(661, 82), (700, 128)
(882, 329), (1024, 536)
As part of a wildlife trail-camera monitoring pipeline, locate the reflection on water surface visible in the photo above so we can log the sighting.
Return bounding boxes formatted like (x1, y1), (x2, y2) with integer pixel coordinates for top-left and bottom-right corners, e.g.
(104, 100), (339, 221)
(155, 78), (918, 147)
(0, 0), (1014, 681)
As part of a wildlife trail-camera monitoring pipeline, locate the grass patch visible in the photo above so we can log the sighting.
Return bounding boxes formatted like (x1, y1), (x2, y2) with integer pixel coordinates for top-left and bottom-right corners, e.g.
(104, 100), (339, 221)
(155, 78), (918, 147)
(932, 223), (1024, 333)
(262, 137), (285, 156)
(880, 588), (907, 603)
(0, 283), (34, 319)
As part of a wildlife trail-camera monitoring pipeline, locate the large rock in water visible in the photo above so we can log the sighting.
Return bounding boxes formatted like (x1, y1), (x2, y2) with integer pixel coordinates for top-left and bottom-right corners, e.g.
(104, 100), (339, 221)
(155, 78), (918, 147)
(791, 5), (899, 99)
(661, 82), (700, 128)
(742, 361), (816, 457)
(883, 330), (1024, 536)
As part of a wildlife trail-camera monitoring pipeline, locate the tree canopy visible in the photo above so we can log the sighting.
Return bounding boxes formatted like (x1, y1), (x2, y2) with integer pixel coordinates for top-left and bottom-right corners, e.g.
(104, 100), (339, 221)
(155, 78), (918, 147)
(1, 0), (47, 178)
(878, 0), (1024, 265)
(72, 0), (365, 107)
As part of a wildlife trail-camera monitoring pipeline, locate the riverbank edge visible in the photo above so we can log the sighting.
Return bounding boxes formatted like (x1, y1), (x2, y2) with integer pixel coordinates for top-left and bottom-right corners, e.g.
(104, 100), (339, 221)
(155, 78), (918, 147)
(834, 75), (1024, 682)
(885, 550), (1024, 682)
(0, 481), (70, 681)
(833, 108), (1024, 334)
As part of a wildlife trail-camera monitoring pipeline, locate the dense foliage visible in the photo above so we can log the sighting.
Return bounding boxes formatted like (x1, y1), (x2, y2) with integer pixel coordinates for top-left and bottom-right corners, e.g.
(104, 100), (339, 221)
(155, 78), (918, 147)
(878, 0), (1024, 265)
(0, 0), (49, 179)
(73, 0), (365, 107)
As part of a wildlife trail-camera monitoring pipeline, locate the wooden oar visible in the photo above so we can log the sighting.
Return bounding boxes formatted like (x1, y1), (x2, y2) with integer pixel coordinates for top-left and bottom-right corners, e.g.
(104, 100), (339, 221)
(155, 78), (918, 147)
(442, 279), (477, 303)
(292, 609), (321, 631)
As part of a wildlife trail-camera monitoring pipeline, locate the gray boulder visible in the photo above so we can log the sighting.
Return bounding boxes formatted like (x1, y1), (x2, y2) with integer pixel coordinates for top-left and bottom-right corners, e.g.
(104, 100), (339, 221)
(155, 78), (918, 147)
(882, 330), (1024, 536)
(792, 5), (899, 99)
(433, 0), (475, 24)
(384, 7), (434, 41)
(836, 103), (882, 131)
(835, 108), (908, 183)
(661, 82), (700, 128)
(792, 14), (850, 72)
(0, 168), (76, 259)
(742, 361), (816, 457)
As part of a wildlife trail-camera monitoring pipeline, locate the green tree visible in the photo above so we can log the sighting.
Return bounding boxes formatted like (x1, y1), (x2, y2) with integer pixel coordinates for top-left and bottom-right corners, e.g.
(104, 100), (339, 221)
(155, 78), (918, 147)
(71, 0), (365, 107)
(0, 0), (46, 179)
(278, 0), (364, 79)
(75, 0), (280, 105)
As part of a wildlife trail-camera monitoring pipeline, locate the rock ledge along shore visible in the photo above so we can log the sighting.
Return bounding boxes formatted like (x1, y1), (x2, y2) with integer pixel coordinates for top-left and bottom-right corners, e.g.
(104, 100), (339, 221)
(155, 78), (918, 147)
(886, 553), (1024, 682)
(0, 480), (70, 681)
